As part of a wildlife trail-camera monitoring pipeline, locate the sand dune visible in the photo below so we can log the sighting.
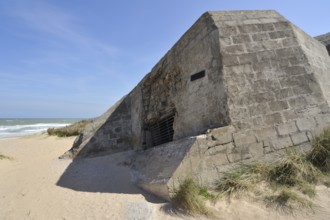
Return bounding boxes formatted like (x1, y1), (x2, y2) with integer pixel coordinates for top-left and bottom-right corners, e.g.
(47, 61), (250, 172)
(0, 134), (329, 220)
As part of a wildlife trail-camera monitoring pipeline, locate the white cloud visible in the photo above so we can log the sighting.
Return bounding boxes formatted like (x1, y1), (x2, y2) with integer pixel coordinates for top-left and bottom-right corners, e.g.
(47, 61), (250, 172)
(4, 1), (118, 57)
(0, 1), (138, 117)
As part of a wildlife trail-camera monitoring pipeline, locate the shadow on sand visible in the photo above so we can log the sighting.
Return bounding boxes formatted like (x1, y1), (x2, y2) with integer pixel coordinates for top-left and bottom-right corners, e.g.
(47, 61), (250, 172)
(56, 150), (165, 204)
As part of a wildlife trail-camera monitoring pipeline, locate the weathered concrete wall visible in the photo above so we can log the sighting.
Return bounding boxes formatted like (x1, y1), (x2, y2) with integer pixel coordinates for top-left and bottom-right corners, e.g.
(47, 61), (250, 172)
(296, 28), (330, 106)
(212, 11), (330, 130)
(68, 12), (231, 157)
(61, 96), (127, 158)
(315, 32), (330, 55)
(131, 138), (196, 200)
(75, 96), (133, 158)
(132, 114), (330, 201)
(134, 12), (229, 143)
(204, 11), (330, 156)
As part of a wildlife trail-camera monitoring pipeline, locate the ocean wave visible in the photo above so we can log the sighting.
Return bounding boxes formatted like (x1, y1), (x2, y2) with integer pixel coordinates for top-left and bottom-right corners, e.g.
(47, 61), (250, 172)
(0, 123), (69, 130)
(0, 123), (71, 138)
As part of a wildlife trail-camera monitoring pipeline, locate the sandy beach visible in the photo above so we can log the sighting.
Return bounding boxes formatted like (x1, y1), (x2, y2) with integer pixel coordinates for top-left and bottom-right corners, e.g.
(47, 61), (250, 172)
(0, 134), (186, 220)
(1, 134), (330, 220)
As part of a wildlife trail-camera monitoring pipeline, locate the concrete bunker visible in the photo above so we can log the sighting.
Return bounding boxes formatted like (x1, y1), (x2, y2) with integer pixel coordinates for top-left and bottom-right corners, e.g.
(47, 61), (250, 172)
(61, 10), (330, 201)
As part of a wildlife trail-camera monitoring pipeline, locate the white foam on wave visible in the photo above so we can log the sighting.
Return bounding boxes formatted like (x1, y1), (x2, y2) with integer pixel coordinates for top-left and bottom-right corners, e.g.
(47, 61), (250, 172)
(0, 123), (71, 138)
(0, 123), (69, 130)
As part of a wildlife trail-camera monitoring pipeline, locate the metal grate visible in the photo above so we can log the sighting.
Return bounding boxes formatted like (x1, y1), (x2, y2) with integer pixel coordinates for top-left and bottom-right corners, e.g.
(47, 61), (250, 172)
(149, 114), (175, 147)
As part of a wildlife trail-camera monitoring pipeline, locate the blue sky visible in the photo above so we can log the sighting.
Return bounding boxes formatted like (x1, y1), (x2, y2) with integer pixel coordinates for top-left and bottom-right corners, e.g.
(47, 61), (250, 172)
(0, 0), (329, 118)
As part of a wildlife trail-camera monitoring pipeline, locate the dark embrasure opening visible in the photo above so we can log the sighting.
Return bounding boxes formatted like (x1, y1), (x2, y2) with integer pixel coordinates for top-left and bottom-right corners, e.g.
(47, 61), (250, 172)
(147, 114), (175, 147)
(190, 70), (205, 81)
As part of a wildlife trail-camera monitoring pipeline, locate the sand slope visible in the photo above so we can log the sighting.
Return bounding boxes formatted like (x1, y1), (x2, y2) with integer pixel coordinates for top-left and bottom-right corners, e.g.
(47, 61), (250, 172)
(0, 134), (329, 220)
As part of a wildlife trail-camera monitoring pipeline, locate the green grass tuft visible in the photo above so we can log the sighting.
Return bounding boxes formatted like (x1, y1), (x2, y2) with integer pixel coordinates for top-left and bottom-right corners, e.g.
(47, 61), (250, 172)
(198, 186), (217, 201)
(268, 150), (320, 187)
(320, 175), (330, 187)
(47, 119), (93, 137)
(216, 167), (252, 195)
(214, 126), (330, 212)
(216, 150), (321, 209)
(216, 163), (270, 196)
(172, 179), (213, 216)
(297, 182), (316, 198)
(265, 188), (314, 211)
(307, 127), (330, 172)
(0, 154), (13, 160)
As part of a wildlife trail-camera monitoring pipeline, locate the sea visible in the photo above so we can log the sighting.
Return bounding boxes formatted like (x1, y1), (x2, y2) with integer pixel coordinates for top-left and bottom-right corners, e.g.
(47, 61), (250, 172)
(0, 118), (83, 139)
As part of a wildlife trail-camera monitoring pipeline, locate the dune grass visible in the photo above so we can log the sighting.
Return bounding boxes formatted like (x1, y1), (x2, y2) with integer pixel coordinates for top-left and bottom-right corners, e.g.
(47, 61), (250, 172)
(268, 150), (320, 188)
(214, 126), (330, 211)
(216, 150), (320, 195)
(172, 178), (215, 216)
(307, 126), (330, 172)
(216, 163), (269, 197)
(215, 150), (320, 210)
(0, 154), (13, 160)
(172, 126), (330, 215)
(265, 188), (314, 211)
(47, 119), (93, 137)
(172, 127), (330, 214)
